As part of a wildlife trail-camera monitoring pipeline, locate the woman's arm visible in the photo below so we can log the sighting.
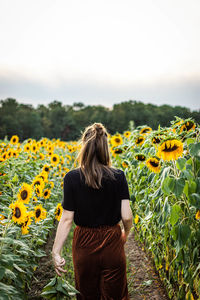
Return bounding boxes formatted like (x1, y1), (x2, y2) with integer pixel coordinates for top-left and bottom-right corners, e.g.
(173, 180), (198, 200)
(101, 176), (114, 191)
(121, 199), (133, 242)
(52, 209), (74, 276)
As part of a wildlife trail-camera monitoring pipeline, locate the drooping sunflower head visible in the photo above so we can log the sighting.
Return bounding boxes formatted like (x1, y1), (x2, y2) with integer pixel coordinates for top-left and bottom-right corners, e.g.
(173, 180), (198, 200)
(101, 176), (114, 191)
(146, 156), (161, 173)
(152, 136), (162, 145)
(51, 153), (60, 165)
(55, 203), (63, 221)
(139, 127), (152, 135)
(17, 183), (32, 204)
(135, 154), (146, 161)
(110, 135), (123, 147)
(180, 120), (195, 133)
(135, 136), (145, 146)
(10, 135), (19, 145)
(157, 139), (183, 161)
(9, 200), (27, 224)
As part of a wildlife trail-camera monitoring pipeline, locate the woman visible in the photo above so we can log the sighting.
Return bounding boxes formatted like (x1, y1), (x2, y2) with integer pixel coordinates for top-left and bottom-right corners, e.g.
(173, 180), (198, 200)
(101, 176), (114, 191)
(52, 123), (133, 300)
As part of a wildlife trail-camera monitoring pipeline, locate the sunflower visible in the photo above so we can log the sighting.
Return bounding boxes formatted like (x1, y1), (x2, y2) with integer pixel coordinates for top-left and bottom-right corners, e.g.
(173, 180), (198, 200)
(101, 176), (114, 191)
(110, 135), (123, 147)
(24, 144), (31, 152)
(35, 185), (43, 198)
(139, 127), (152, 135)
(43, 189), (51, 199)
(60, 156), (64, 165)
(17, 183), (32, 204)
(39, 153), (45, 160)
(33, 196), (38, 202)
(9, 200), (27, 224)
(146, 157), (161, 173)
(135, 154), (146, 161)
(43, 164), (51, 173)
(10, 135), (19, 145)
(2, 152), (7, 160)
(55, 203), (63, 221)
(122, 161), (128, 168)
(195, 210), (200, 220)
(157, 139), (183, 161)
(31, 143), (38, 153)
(123, 131), (131, 138)
(113, 147), (123, 155)
(21, 211), (33, 235)
(37, 171), (48, 183)
(135, 136), (145, 146)
(34, 205), (47, 223)
(31, 177), (45, 191)
(51, 154), (60, 165)
(12, 150), (18, 158)
(152, 136), (162, 145)
(0, 213), (5, 225)
(180, 120), (195, 133)
(65, 154), (71, 161)
(134, 215), (139, 224)
(49, 181), (54, 189)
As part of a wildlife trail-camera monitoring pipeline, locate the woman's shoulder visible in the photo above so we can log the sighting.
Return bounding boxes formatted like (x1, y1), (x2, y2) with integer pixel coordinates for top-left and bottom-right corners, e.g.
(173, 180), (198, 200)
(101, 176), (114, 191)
(64, 168), (81, 181)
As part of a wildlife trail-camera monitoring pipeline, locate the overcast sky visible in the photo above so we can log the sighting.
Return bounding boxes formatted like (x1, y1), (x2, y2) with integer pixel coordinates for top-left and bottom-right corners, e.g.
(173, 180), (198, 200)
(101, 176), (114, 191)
(0, 0), (199, 110)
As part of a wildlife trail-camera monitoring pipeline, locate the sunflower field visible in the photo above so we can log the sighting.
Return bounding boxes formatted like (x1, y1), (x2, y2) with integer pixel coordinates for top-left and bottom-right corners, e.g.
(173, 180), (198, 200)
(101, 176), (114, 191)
(0, 116), (200, 299)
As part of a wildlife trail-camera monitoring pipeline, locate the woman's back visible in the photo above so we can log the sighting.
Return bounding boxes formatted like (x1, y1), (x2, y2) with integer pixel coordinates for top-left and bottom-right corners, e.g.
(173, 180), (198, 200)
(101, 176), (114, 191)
(62, 167), (130, 228)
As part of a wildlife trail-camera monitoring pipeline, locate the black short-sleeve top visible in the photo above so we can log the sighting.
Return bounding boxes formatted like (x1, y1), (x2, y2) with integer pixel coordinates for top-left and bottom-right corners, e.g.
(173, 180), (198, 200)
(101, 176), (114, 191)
(61, 167), (130, 228)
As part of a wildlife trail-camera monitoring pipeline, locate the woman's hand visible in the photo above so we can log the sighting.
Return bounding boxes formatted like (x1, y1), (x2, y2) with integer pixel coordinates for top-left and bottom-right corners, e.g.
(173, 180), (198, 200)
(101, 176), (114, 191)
(121, 229), (127, 244)
(52, 253), (67, 276)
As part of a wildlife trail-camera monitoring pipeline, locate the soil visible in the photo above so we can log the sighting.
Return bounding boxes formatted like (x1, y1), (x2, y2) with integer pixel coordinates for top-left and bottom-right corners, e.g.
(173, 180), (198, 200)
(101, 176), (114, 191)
(124, 229), (169, 300)
(27, 225), (169, 300)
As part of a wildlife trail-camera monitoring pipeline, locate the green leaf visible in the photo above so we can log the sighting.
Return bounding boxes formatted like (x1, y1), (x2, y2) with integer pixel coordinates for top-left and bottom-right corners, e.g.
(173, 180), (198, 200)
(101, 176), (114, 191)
(161, 177), (175, 195)
(177, 224), (191, 251)
(170, 204), (182, 226)
(0, 267), (5, 280)
(189, 143), (200, 156)
(176, 158), (186, 171)
(13, 263), (25, 273)
(170, 225), (178, 241)
(172, 178), (185, 197)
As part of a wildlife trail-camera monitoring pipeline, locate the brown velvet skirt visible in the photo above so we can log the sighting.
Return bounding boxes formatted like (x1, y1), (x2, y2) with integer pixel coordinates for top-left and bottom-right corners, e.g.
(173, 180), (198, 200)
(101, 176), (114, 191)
(72, 223), (130, 300)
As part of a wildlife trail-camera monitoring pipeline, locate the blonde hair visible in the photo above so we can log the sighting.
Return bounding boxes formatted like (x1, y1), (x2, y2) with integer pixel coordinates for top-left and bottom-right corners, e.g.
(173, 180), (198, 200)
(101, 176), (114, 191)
(76, 123), (116, 189)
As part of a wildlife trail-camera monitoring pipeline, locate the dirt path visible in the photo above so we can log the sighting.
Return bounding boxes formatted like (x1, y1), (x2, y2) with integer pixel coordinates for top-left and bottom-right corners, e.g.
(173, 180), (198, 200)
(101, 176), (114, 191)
(28, 225), (169, 299)
(125, 229), (169, 300)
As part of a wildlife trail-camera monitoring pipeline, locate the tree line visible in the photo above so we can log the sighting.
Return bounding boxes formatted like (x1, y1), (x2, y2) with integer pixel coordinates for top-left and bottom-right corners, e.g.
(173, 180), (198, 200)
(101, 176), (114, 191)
(0, 98), (199, 142)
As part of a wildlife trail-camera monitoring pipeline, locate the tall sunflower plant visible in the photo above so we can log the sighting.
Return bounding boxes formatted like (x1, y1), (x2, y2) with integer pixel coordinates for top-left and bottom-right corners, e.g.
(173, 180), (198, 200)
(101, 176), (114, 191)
(113, 119), (200, 299)
(0, 136), (77, 298)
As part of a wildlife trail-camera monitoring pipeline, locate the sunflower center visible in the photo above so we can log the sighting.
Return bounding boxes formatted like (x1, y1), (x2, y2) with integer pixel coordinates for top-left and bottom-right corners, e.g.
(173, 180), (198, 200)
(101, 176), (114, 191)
(13, 138), (16, 142)
(115, 138), (121, 143)
(21, 190), (28, 200)
(15, 207), (21, 218)
(114, 148), (123, 154)
(44, 191), (48, 196)
(36, 209), (41, 218)
(136, 138), (143, 143)
(150, 161), (159, 167)
(53, 157), (57, 161)
(34, 181), (40, 186)
(163, 145), (178, 152)
(57, 208), (60, 216)
(45, 167), (49, 172)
